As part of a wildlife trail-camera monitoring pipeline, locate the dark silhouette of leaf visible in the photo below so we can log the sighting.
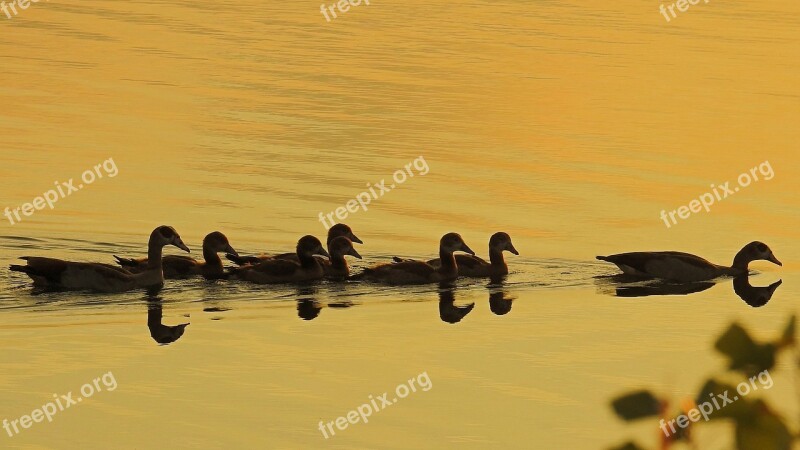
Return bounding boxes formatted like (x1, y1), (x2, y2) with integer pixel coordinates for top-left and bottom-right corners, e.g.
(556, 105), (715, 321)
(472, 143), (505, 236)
(734, 400), (792, 450)
(715, 323), (758, 359)
(714, 323), (777, 376)
(611, 390), (661, 421)
(778, 315), (796, 348)
(695, 379), (752, 420)
(608, 441), (646, 450)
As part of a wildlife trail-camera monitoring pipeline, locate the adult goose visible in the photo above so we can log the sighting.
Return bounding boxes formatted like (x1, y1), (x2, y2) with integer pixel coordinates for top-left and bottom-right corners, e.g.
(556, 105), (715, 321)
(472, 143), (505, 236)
(226, 223), (361, 266)
(113, 231), (238, 280)
(394, 232), (518, 277)
(230, 235), (330, 284)
(10, 226), (190, 293)
(596, 241), (782, 282)
(356, 233), (474, 285)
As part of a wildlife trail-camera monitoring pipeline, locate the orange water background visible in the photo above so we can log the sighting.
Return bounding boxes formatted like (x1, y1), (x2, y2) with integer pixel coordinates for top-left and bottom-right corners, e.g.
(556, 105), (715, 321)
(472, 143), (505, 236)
(0, 0), (798, 448)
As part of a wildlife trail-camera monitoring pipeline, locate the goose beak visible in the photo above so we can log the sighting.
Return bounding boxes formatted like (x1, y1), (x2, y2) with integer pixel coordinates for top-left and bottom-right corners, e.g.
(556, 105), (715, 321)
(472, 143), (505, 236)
(768, 254), (783, 266)
(174, 238), (190, 253)
(507, 243), (519, 256)
(225, 244), (238, 258)
(349, 247), (363, 259)
(460, 242), (475, 256)
(316, 248), (330, 259)
(349, 233), (363, 244)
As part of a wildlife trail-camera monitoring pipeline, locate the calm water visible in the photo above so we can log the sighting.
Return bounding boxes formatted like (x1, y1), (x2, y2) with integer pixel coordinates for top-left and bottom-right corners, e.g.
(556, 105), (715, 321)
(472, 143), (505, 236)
(1, 0), (798, 448)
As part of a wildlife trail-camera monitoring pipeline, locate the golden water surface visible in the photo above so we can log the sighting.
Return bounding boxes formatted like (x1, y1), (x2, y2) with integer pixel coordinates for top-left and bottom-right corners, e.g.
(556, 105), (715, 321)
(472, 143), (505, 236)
(0, 0), (798, 448)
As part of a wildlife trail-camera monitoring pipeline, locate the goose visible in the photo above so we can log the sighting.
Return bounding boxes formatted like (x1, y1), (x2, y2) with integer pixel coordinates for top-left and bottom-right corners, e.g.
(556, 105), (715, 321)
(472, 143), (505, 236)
(596, 241), (782, 282)
(226, 223), (362, 266)
(326, 236), (362, 279)
(113, 231), (237, 280)
(394, 232), (518, 277)
(9, 226), (190, 293)
(230, 235), (330, 284)
(356, 233), (474, 285)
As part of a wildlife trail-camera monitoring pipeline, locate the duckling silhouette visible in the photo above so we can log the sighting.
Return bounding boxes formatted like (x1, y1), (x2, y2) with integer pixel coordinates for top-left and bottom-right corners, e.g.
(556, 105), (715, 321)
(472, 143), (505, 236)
(358, 233), (474, 285)
(227, 223), (361, 266)
(395, 232), (519, 278)
(230, 236), (330, 284)
(115, 231), (238, 280)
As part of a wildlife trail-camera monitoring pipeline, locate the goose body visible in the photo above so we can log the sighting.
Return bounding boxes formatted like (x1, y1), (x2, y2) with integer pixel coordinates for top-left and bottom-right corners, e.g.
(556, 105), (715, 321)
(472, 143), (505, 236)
(395, 232), (518, 277)
(114, 231), (237, 280)
(10, 226), (190, 293)
(597, 241), (782, 282)
(357, 233), (474, 285)
(227, 223), (361, 267)
(231, 235), (330, 284)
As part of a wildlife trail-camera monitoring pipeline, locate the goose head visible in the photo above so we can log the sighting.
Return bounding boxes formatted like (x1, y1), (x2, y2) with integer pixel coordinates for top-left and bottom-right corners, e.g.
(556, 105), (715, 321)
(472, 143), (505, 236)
(297, 235), (330, 259)
(440, 232), (475, 256)
(329, 236), (362, 260)
(204, 231), (238, 257)
(489, 232), (519, 255)
(734, 241), (782, 269)
(328, 223), (363, 245)
(151, 226), (190, 252)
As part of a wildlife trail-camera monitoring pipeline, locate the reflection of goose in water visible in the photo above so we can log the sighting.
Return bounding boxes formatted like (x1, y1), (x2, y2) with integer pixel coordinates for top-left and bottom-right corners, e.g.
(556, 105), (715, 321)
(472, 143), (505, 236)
(296, 286), (321, 320)
(734, 276), (782, 307)
(438, 286), (474, 324)
(147, 298), (189, 345)
(297, 299), (322, 320)
(489, 291), (515, 315)
(594, 274), (716, 297)
(594, 273), (783, 306)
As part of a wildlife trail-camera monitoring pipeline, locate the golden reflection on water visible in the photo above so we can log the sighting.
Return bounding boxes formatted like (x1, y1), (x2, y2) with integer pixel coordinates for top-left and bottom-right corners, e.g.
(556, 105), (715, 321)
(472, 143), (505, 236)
(0, 0), (798, 448)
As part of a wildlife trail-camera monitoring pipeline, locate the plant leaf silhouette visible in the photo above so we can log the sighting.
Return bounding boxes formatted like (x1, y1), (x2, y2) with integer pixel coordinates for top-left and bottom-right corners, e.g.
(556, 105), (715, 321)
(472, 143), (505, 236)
(611, 390), (661, 421)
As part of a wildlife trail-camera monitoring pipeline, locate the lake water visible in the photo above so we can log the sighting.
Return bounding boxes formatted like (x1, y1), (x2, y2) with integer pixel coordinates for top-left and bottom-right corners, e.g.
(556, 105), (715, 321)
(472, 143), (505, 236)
(0, 0), (798, 448)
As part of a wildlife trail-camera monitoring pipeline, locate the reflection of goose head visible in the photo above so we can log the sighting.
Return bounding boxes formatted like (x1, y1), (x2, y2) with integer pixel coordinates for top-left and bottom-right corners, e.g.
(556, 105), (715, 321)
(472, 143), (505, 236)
(297, 299), (322, 320)
(147, 300), (189, 345)
(438, 288), (474, 324)
(489, 291), (514, 315)
(733, 276), (782, 307)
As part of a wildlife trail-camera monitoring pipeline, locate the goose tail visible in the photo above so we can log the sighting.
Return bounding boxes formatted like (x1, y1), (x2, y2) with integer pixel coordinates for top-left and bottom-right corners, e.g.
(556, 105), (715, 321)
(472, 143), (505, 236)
(113, 255), (139, 267)
(226, 253), (261, 266)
